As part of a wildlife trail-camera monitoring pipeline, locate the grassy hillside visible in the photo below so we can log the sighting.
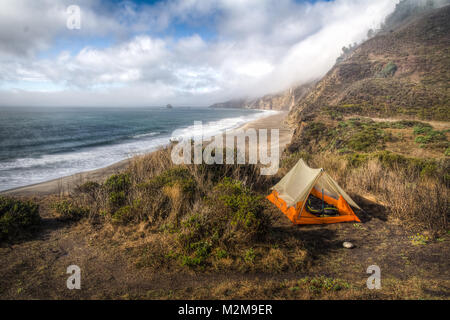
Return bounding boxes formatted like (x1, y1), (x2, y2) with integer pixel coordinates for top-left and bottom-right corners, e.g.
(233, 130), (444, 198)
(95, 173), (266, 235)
(289, 5), (450, 124)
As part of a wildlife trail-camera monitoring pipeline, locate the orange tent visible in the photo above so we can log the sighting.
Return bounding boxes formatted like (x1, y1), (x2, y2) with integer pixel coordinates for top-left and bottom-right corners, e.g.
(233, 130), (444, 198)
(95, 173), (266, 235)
(267, 159), (361, 225)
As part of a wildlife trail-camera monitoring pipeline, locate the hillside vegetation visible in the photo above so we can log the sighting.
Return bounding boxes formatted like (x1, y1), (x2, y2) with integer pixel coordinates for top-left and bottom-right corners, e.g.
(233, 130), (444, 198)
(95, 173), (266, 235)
(289, 5), (450, 124)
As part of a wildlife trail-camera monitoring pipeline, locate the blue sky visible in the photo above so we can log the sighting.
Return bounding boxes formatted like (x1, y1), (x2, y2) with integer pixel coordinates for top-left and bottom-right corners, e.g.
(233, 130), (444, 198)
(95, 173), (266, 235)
(0, 0), (397, 106)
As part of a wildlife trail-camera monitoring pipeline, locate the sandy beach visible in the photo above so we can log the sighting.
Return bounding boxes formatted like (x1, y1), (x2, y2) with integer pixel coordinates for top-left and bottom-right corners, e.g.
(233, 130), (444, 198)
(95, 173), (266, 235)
(1, 111), (292, 197)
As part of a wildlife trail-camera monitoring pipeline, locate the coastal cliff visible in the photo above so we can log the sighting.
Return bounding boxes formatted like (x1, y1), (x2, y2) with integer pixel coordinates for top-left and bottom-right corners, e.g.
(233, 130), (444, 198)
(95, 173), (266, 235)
(209, 83), (314, 111)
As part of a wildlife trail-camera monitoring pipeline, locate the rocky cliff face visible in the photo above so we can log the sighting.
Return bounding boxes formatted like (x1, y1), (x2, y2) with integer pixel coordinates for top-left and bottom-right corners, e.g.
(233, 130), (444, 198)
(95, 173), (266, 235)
(209, 83), (314, 111)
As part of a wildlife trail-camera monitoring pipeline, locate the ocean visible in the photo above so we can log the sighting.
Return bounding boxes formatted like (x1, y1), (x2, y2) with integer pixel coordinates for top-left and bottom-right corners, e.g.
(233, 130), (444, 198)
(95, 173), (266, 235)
(0, 106), (274, 191)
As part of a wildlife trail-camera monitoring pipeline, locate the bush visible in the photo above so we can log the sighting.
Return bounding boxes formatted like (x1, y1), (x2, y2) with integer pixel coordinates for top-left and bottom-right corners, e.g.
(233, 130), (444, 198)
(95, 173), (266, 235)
(0, 197), (40, 241)
(374, 151), (446, 178)
(346, 153), (369, 167)
(413, 123), (433, 135)
(244, 248), (256, 264)
(105, 173), (131, 193)
(137, 167), (198, 224)
(346, 126), (389, 151)
(105, 173), (131, 212)
(111, 205), (133, 224)
(379, 61), (397, 77)
(302, 119), (392, 153)
(141, 167), (196, 196)
(413, 125), (447, 146)
(174, 178), (271, 269)
(53, 200), (89, 222)
(180, 240), (212, 267)
(301, 122), (328, 145)
(215, 248), (228, 259)
(213, 178), (269, 241)
(75, 181), (100, 194)
(108, 191), (127, 209)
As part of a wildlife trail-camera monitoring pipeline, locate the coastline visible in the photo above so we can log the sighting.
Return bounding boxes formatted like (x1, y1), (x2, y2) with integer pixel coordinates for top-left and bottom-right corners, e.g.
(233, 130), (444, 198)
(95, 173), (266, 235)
(1, 111), (292, 197)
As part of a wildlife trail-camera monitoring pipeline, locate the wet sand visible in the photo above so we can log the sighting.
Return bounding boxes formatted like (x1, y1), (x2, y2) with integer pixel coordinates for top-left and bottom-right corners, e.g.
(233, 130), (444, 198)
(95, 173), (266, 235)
(1, 111), (292, 197)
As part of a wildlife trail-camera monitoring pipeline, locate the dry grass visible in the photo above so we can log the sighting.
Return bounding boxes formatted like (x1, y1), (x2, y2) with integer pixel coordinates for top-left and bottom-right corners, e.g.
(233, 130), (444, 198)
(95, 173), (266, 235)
(304, 154), (448, 235)
(123, 276), (448, 300)
(261, 248), (289, 273)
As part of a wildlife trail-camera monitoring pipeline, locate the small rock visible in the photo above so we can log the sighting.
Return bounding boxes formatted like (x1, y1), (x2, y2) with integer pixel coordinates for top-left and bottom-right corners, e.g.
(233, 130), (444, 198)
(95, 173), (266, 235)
(343, 241), (355, 249)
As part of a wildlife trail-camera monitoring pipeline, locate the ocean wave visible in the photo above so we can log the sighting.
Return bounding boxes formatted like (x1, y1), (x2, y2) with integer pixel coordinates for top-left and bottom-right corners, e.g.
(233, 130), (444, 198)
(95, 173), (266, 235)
(171, 110), (278, 141)
(132, 131), (161, 139)
(0, 109), (277, 191)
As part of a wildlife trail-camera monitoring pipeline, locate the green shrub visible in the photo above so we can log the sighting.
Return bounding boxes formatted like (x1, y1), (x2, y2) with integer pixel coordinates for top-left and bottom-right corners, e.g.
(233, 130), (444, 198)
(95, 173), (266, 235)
(174, 178), (271, 269)
(215, 178), (268, 237)
(413, 125), (446, 146)
(244, 248), (256, 264)
(0, 197), (40, 240)
(309, 119), (392, 152)
(374, 151), (445, 178)
(75, 181), (100, 194)
(347, 126), (388, 151)
(135, 167), (199, 225)
(379, 61), (398, 77)
(108, 191), (127, 209)
(302, 122), (328, 142)
(53, 200), (89, 222)
(111, 205), (133, 224)
(413, 123), (433, 135)
(142, 167), (196, 195)
(177, 213), (207, 248)
(420, 162), (438, 177)
(105, 173), (131, 211)
(333, 104), (363, 114)
(215, 248), (228, 259)
(346, 153), (369, 167)
(410, 233), (429, 246)
(180, 240), (212, 267)
(105, 173), (131, 193)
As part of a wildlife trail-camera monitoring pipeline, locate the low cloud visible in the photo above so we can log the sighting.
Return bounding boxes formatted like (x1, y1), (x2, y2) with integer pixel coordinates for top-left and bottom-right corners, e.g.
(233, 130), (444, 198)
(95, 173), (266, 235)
(0, 0), (398, 107)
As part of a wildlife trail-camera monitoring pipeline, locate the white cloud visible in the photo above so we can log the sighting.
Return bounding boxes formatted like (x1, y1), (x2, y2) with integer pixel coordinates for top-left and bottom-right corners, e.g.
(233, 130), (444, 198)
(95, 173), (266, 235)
(0, 0), (398, 106)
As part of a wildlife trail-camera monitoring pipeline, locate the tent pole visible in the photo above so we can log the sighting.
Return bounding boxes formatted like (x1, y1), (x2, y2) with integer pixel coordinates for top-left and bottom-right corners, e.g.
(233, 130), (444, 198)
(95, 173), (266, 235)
(294, 172), (323, 222)
(321, 188), (324, 214)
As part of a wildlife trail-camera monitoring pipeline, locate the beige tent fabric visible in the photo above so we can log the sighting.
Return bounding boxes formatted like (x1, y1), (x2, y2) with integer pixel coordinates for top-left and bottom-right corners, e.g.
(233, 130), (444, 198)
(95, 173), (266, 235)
(272, 159), (361, 210)
(272, 159), (322, 207)
(319, 173), (361, 209)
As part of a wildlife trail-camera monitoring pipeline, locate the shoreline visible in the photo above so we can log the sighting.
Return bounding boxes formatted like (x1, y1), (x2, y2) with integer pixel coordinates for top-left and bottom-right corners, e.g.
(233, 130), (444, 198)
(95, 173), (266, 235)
(1, 111), (292, 197)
